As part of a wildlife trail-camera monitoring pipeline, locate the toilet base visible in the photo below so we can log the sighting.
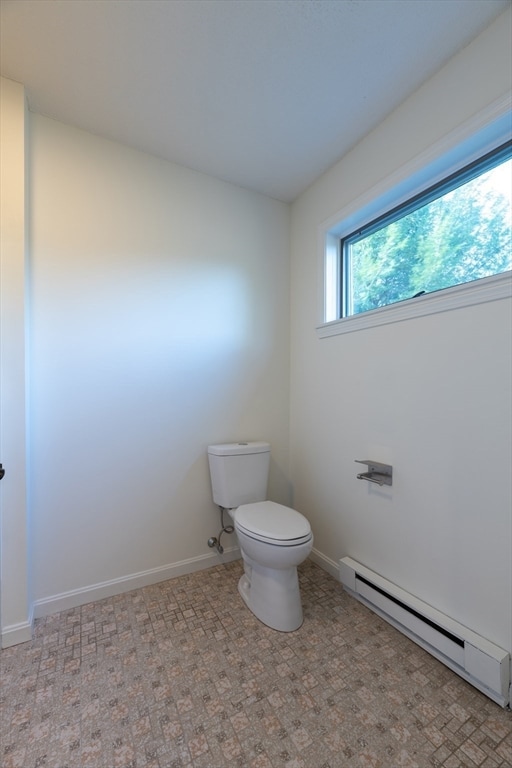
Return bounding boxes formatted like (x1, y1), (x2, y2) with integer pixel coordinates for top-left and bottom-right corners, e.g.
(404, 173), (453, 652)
(237, 560), (304, 632)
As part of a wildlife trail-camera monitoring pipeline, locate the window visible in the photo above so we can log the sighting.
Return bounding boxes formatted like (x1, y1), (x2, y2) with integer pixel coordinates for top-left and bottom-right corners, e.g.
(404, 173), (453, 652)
(342, 142), (511, 318)
(318, 105), (512, 338)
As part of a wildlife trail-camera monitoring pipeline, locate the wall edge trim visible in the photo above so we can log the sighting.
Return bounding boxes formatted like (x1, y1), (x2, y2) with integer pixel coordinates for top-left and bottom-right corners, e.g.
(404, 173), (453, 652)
(309, 548), (339, 579)
(33, 548), (241, 620)
(1, 607), (34, 648)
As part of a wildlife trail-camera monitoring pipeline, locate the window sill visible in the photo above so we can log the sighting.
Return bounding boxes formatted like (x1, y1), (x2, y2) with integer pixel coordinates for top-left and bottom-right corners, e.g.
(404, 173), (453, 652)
(316, 271), (511, 339)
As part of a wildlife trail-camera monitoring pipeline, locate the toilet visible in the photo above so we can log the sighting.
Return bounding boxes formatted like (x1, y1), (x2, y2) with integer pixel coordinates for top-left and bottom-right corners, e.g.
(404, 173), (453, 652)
(207, 442), (313, 632)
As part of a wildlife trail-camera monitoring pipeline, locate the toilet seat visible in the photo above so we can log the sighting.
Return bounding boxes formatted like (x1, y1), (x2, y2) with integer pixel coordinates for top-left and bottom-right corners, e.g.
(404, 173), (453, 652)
(236, 501), (312, 546)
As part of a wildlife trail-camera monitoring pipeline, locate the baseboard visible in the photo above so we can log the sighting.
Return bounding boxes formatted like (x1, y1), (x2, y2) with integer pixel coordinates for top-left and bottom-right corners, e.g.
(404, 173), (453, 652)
(309, 547), (339, 579)
(33, 546), (241, 619)
(1, 608), (34, 649)
(8, 546), (334, 640)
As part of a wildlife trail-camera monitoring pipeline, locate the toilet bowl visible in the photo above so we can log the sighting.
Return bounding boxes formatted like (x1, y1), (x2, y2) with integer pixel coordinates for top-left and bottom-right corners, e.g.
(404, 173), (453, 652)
(207, 442), (313, 632)
(233, 501), (313, 632)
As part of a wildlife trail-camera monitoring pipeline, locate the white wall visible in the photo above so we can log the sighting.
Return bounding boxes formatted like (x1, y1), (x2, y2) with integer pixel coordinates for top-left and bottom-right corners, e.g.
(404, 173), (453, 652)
(289, 9), (512, 652)
(28, 115), (290, 611)
(0, 77), (31, 646)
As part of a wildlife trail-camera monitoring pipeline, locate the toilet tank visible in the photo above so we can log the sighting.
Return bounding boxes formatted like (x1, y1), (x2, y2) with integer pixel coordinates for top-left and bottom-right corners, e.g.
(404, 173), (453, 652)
(208, 442), (270, 508)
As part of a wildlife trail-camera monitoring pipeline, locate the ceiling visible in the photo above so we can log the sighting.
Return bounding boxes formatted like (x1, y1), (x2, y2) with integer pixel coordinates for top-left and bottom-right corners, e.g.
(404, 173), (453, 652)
(1, 0), (509, 202)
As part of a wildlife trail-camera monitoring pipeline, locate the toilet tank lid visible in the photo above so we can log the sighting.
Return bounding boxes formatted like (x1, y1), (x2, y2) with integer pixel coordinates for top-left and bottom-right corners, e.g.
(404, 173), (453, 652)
(208, 441), (270, 456)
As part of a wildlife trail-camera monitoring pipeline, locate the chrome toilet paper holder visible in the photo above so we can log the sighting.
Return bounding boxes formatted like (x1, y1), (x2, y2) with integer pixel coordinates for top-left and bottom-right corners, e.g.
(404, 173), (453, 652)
(355, 459), (393, 486)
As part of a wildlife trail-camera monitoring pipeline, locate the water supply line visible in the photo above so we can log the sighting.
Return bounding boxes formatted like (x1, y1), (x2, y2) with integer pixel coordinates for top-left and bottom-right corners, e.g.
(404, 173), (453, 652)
(207, 506), (234, 554)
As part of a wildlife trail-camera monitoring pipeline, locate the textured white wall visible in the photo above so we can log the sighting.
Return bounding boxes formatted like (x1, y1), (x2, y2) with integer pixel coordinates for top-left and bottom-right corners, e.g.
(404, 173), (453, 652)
(28, 115), (290, 605)
(289, 9), (512, 651)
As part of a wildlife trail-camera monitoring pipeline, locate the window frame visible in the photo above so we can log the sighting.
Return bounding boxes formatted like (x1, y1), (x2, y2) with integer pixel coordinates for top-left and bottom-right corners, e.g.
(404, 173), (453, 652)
(340, 141), (511, 319)
(317, 98), (512, 339)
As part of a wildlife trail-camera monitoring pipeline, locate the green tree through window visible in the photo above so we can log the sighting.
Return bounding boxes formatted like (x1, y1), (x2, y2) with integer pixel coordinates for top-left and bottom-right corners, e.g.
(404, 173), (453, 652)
(343, 151), (511, 316)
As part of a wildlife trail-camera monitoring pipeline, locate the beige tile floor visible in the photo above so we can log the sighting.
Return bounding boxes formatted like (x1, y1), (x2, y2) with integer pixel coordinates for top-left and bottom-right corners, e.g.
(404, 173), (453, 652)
(1, 560), (511, 768)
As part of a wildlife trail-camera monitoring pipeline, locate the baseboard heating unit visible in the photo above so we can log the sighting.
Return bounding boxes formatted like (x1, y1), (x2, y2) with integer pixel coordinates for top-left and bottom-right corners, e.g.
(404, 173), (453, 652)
(339, 557), (510, 707)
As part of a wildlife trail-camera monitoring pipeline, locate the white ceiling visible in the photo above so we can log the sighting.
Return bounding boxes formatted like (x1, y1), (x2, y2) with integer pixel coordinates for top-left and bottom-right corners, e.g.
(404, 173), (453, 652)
(1, 0), (509, 202)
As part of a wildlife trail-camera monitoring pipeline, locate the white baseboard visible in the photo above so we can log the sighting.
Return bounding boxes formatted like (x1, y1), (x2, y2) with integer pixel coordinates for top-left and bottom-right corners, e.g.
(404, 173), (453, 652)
(309, 547), (339, 579)
(33, 546), (241, 620)
(1, 608), (34, 649)
(5, 546), (333, 645)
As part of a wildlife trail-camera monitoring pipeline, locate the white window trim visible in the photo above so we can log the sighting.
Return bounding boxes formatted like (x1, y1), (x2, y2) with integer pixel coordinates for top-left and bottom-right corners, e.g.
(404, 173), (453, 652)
(317, 94), (512, 338)
(317, 272), (511, 338)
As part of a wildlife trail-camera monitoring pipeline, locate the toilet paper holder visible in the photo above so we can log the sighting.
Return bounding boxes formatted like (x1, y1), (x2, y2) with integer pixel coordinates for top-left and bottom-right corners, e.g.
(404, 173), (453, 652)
(355, 459), (393, 486)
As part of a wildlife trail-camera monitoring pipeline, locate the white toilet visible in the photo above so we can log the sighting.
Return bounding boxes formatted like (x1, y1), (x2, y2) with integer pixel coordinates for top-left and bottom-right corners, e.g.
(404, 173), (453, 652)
(207, 441), (313, 632)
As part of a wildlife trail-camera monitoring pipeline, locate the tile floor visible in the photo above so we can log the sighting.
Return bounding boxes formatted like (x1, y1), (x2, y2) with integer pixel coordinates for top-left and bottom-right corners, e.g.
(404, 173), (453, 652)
(1, 560), (511, 768)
